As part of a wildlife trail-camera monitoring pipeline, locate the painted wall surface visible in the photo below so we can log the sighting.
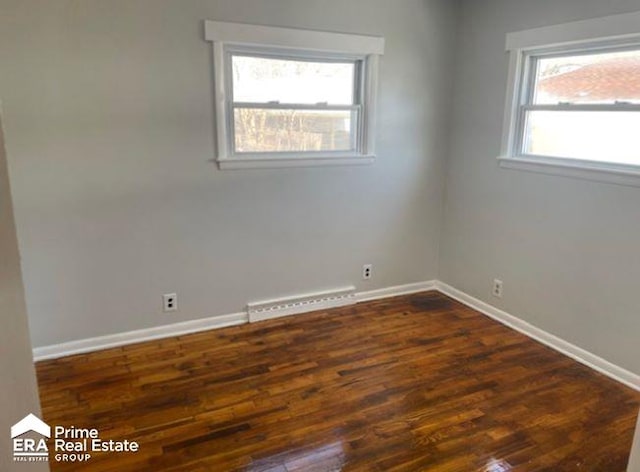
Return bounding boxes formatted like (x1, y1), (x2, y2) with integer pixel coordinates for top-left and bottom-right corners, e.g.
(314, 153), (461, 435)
(440, 0), (640, 374)
(0, 113), (47, 471)
(0, 0), (457, 347)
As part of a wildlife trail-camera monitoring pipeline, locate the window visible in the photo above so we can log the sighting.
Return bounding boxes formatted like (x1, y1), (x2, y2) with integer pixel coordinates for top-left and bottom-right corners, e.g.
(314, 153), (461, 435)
(499, 10), (640, 186)
(231, 54), (359, 154)
(204, 21), (385, 169)
(522, 48), (640, 165)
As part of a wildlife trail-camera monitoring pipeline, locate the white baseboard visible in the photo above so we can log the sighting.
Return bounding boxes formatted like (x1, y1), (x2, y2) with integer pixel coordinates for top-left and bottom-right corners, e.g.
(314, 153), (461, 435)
(32, 312), (247, 361)
(356, 280), (437, 303)
(436, 281), (640, 392)
(32, 280), (436, 361)
(31, 278), (640, 392)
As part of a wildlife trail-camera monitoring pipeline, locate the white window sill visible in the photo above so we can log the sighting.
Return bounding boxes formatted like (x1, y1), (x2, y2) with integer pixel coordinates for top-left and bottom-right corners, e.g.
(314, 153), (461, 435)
(498, 156), (640, 188)
(217, 155), (375, 170)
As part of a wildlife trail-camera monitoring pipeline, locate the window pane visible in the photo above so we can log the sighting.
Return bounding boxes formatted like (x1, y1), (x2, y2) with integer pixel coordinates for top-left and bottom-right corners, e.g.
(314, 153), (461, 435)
(533, 49), (640, 105)
(523, 110), (640, 165)
(234, 108), (355, 153)
(232, 55), (356, 105)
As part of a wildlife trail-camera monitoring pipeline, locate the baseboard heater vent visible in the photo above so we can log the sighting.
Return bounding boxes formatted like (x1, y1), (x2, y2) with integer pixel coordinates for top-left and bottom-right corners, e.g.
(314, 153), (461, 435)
(247, 286), (357, 323)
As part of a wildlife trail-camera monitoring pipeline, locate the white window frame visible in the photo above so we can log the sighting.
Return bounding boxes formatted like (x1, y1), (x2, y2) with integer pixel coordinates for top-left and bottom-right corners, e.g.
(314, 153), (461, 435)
(204, 20), (385, 170)
(499, 10), (640, 187)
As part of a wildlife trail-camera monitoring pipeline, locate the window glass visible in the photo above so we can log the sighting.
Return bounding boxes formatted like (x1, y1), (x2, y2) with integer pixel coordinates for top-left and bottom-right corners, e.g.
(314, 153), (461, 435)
(232, 55), (356, 105)
(532, 49), (640, 105)
(234, 109), (355, 153)
(523, 110), (640, 165)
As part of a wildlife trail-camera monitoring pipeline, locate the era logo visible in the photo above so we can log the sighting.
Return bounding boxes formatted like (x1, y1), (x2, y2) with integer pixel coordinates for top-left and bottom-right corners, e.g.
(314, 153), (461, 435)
(11, 414), (50, 462)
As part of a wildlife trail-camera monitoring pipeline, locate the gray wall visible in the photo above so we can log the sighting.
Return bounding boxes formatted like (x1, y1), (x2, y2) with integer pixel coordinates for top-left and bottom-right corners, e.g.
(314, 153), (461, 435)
(440, 0), (640, 374)
(0, 112), (47, 471)
(0, 0), (458, 347)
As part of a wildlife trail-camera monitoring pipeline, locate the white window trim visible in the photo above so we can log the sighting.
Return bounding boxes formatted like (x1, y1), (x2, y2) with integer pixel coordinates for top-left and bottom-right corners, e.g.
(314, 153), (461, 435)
(498, 10), (640, 187)
(204, 20), (384, 170)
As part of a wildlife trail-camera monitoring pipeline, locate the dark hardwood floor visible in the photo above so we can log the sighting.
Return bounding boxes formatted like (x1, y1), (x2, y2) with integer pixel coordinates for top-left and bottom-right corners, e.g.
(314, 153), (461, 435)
(36, 291), (639, 471)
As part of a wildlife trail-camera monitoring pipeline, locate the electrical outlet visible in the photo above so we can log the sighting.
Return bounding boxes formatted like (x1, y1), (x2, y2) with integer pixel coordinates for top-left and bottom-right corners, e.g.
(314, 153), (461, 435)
(492, 279), (503, 298)
(362, 264), (373, 280)
(163, 293), (177, 312)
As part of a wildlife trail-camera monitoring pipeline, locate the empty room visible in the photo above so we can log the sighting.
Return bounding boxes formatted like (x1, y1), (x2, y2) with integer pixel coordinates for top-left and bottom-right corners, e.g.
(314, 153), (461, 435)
(2, 0), (640, 470)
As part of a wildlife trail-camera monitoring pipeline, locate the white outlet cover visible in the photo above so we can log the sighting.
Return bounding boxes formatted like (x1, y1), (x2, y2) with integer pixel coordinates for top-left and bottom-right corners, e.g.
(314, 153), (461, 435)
(163, 293), (177, 312)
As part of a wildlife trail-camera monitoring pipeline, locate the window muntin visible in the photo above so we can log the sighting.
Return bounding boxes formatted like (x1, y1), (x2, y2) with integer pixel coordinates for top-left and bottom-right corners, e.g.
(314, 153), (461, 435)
(517, 46), (640, 167)
(228, 51), (362, 156)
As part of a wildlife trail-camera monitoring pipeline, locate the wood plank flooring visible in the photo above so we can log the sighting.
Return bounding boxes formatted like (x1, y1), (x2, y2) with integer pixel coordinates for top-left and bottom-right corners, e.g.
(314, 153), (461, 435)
(36, 291), (640, 471)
